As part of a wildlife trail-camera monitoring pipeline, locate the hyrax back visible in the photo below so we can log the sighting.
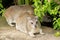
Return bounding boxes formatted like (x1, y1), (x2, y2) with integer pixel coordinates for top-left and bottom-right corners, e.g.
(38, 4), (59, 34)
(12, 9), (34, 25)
(4, 5), (34, 26)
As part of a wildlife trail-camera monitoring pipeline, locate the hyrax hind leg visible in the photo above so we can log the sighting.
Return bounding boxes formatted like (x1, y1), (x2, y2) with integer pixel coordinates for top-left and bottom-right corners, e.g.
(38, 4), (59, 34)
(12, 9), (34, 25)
(6, 18), (15, 27)
(29, 29), (36, 37)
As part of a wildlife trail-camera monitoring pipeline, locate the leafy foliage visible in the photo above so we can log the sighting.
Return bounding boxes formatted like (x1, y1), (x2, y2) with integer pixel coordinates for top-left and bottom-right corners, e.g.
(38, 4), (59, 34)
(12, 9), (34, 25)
(33, 0), (60, 30)
(33, 0), (45, 21)
(53, 18), (60, 29)
(0, 0), (5, 16)
(17, 0), (30, 5)
(54, 32), (60, 37)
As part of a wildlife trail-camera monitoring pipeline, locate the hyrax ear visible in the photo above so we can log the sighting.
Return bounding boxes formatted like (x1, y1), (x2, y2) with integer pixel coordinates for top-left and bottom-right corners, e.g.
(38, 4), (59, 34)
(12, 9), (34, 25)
(35, 16), (38, 21)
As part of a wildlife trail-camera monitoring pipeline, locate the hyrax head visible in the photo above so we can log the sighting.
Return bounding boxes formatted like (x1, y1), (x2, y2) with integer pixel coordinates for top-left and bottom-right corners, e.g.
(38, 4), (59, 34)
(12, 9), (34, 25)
(27, 16), (38, 28)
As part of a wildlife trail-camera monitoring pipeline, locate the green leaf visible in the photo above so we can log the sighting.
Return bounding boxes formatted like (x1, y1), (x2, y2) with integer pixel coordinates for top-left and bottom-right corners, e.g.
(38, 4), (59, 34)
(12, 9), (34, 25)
(54, 32), (60, 37)
(0, 3), (3, 8)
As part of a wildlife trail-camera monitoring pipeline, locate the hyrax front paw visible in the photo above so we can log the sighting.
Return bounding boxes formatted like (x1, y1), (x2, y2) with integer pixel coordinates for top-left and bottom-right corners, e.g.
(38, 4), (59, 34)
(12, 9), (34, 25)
(29, 32), (35, 37)
(39, 29), (45, 35)
(40, 32), (45, 35)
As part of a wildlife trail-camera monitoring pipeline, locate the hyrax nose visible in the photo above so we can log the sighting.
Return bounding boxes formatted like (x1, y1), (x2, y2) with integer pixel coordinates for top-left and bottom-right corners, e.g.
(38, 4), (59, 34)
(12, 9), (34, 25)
(35, 25), (36, 28)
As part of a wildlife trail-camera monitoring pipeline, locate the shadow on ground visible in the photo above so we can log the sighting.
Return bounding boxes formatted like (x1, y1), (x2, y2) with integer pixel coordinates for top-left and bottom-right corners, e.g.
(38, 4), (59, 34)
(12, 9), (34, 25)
(0, 16), (60, 40)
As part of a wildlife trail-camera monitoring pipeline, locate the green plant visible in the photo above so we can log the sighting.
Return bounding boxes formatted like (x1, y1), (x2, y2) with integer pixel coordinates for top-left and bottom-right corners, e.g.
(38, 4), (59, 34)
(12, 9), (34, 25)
(0, 0), (5, 16)
(53, 18), (60, 29)
(54, 32), (60, 37)
(33, 0), (45, 21)
(17, 0), (30, 5)
(18, 0), (25, 5)
(47, 0), (60, 30)
(33, 0), (60, 30)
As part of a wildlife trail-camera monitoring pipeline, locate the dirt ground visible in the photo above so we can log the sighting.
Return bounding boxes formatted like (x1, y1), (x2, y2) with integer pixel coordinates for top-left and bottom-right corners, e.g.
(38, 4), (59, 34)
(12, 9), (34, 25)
(0, 16), (60, 40)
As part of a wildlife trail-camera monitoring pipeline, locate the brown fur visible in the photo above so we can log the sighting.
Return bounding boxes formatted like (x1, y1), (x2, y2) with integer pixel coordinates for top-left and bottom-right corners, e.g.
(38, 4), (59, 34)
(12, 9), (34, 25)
(4, 5), (44, 37)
